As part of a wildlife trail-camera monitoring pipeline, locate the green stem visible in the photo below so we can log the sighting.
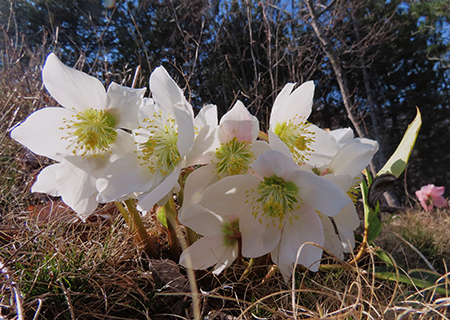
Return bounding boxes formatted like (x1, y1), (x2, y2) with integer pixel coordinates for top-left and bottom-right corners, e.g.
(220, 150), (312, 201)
(239, 254), (268, 281)
(120, 199), (158, 259)
(114, 201), (133, 229)
(164, 198), (181, 261)
(185, 226), (198, 246)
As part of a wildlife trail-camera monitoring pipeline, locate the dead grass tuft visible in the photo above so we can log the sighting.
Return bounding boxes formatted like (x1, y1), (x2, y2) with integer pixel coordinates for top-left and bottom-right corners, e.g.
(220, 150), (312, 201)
(380, 208), (450, 275)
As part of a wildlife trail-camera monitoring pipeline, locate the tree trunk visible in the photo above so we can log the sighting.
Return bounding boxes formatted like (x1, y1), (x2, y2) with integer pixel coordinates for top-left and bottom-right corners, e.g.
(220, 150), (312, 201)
(305, 0), (399, 206)
(305, 0), (365, 139)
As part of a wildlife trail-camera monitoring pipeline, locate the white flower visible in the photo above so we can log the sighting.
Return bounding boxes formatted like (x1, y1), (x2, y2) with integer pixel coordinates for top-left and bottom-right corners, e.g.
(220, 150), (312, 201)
(179, 166), (240, 274)
(96, 66), (196, 211)
(312, 130), (379, 258)
(187, 100), (271, 178)
(10, 53), (145, 221)
(179, 102), (265, 270)
(199, 150), (350, 278)
(268, 82), (341, 167)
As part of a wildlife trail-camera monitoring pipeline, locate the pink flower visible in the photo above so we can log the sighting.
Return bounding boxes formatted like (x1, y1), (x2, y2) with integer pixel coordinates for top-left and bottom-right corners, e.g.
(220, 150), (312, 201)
(415, 184), (447, 211)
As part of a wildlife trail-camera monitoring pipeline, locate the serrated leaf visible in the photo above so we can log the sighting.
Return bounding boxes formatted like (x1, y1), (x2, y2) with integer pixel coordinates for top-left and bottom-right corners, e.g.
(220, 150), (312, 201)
(377, 108), (421, 178)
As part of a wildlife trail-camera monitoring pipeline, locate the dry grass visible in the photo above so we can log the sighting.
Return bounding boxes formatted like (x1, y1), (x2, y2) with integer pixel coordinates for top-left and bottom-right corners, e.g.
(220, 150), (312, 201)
(2, 208), (449, 319)
(380, 208), (450, 275)
(1, 26), (449, 320)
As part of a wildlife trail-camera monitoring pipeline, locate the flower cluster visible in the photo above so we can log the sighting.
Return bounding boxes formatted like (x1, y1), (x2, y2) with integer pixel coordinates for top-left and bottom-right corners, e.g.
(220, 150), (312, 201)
(10, 53), (379, 279)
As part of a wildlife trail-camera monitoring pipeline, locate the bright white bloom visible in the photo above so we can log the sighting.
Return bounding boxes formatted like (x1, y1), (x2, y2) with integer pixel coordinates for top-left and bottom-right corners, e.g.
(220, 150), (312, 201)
(179, 213), (240, 274)
(312, 129), (379, 258)
(10, 53), (145, 221)
(199, 150), (350, 278)
(96, 66), (196, 211)
(179, 165), (240, 274)
(187, 100), (271, 178)
(268, 82), (340, 167)
(180, 101), (270, 239)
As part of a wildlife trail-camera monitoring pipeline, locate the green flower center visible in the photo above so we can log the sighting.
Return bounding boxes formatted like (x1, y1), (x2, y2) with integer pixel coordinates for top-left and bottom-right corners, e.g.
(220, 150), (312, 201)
(215, 137), (253, 177)
(61, 108), (117, 158)
(222, 218), (241, 247)
(137, 112), (181, 175)
(274, 119), (315, 164)
(249, 175), (301, 228)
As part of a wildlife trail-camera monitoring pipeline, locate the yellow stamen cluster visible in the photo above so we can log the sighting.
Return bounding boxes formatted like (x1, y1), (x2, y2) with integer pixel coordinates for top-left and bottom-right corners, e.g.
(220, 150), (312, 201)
(274, 116), (315, 164)
(347, 179), (361, 205)
(215, 137), (253, 178)
(245, 175), (302, 229)
(60, 108), (117, 158)
(136, 112), (180, 175)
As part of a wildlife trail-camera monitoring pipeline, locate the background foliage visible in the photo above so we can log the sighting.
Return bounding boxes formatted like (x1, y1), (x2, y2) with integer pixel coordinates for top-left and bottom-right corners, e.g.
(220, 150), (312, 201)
(1, 0), (449, 204)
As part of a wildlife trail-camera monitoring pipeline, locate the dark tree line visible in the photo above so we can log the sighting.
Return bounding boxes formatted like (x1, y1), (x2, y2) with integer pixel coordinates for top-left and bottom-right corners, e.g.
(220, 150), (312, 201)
(1, 0), (449, 204)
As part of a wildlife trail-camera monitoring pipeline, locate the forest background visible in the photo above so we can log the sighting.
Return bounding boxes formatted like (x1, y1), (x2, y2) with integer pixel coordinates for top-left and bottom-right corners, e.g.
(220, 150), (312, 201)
(1, 0), (449, 205)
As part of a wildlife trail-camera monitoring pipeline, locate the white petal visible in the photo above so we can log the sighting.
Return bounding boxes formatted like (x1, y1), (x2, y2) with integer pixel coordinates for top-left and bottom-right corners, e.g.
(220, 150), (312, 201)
(329, 139), (379, 177)
(42, 53), (106, 112)
(105, 82), (146, 130)
(173, 104), (195, 157)
(185, 125), (218, 166)
(307, 125), (341, 168)
(239, 207), (281, 258)
(31, 163), (61, 197)
(180, 205), (224, 236)
(268, 130), (294, 159)
(137, 165), (182, 211)
(179, 235), (237, 273)
(138, 98), (157, 121)
(249, 141), (272, 160)
(179, 165), (219, 223)
(194, 104), (218, 130)
(270, 83), (295, 126)
(218, 101), (259, 142)
(150, 66), (183, 111)
(108, 129), (136, 162)
(334, 202), (360, 252)
(251, 150), (299, 181)
(289, 170), (350, 216)
(270, 81), (314, 126)
(329, 128), (354, 146)
(72, 193), (99, 222)
(10, 107), (74, 161)
(271, 205), (324, 274)
(56, 158), (98, 207)
(323, 174), (354, 194)
(200, 175), (259, 218)
(320, 216), (344, 259)
(96, 151), (156, 203)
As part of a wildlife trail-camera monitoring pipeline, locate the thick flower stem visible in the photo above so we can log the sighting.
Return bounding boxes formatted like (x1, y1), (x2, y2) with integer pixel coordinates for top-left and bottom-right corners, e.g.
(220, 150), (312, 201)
(114, 201), (134, 228)
(164, 198), (181, 262)
(115, 200), (158, 259)
(349, 223), (368, 266)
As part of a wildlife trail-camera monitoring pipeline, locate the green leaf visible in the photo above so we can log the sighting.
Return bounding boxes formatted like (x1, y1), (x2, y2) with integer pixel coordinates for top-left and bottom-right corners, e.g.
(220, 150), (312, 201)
(377, 108), (422, 178)
(373, 266), (449, 295)
(361, 178), (382, 241)
(156, 206), (168, 228)
(374, 247), (394, 267)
